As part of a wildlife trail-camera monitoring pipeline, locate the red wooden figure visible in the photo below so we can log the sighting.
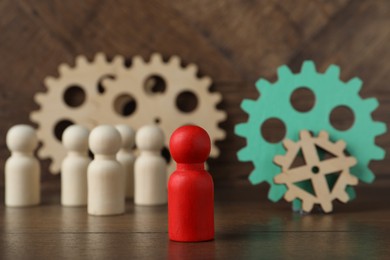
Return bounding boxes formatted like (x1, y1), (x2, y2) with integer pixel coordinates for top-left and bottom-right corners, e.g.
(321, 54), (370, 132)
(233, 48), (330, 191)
(168, 125), (214, 242)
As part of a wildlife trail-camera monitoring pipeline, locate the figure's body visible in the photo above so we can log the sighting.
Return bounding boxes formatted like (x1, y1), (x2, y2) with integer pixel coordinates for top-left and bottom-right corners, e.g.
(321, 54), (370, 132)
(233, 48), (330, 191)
(5, 125), (40, 207)
(134, 124), (167, 206)
(61, 125), (90, 206)
(168, 125), (214, 242)
(88, 125), (125, 216)
(115, 125), (136, 199)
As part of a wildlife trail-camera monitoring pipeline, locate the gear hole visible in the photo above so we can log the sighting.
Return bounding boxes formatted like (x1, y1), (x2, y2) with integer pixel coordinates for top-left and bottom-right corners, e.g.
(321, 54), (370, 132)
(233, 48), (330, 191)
(311, 166), (320, 174)
(261, 118), (286, 143)
(290, 87), (315, 113)
(114, 94), (137, 117)
(330, 106), (355, 131)
(161, 146), (171, 164)
(54, 119), (74, 141)
(97, 74), (116, 94)
(63, 85), (86, 108)
(154, 117), (161, 124)
(144, 75), (166, 94)
(176, 91), (198, 113)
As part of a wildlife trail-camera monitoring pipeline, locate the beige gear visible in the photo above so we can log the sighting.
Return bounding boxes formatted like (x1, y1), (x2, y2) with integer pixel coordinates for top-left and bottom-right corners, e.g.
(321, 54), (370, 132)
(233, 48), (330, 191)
(274, 130), (358, 213)
(97, 53), (226, 173)
(30, 53), (126, 173)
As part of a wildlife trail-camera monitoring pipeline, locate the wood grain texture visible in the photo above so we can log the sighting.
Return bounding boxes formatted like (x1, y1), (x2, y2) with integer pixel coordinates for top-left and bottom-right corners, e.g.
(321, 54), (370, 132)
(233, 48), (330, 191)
(0, 180), (389, 259)
(0, 0), (389, 185)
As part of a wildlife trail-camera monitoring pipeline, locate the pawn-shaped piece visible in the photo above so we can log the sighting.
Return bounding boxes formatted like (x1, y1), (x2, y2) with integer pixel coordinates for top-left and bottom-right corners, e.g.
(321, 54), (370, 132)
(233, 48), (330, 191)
(88, 125), (125, 216)
(115, 125), (136, 199)
(5, 125), (40, 207)
(61, 125), (91, 206)
(168, 125), (214, 242)
(134, 124), (167, 205)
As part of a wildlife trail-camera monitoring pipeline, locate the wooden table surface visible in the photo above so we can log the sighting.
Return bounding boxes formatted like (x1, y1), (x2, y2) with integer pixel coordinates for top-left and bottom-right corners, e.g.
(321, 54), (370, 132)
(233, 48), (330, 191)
(1, 177), (389, 259)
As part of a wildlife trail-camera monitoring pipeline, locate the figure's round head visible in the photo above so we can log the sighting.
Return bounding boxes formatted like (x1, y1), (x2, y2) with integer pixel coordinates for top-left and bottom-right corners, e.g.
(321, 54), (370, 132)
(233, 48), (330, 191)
(136, 124), (164, 151)
(89, 125), (121, 155)
(115, 124), (135, 149)
(169, 125), (210, 164)
(62, 125), (89, 152)
(6, 125), (38, 153)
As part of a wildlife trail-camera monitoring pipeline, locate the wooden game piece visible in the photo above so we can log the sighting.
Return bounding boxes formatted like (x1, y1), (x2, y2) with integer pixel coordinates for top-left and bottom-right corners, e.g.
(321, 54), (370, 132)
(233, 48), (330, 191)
(5, 125), (40, 207)
(274, 130), (358, 213)
(134, 124), (167, 205)
(168, 125), (214, 242)
(61, 125), (90, 206)
(88, 125), (125, 216)
(115, 124), (136, 199)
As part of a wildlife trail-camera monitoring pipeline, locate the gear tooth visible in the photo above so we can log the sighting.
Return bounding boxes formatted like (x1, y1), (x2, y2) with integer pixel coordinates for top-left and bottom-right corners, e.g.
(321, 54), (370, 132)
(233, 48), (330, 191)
(241, 99), (256, 113)
(94, 52), (107, 64)
(38, 148), (49, 158)
(150, 53), (163, 64)
(324, 64), (340, 78)
(299, 130), (311, 140)
(273, 173), (284, 184)
(301, 60), (317, 74)
(248, 168), (266, 184)
(273, 155), (285, 167)
(346, 186), (356, 200)
(346, 157), (357, 167)
(211, 92), (223, 104)
(112, 55), (125, 66)
(277, 65), (293, 79)
(283, 190), (295, 202)
(320, 201), (333, 213)
(235, 123), (249, 137)
(337, 190), (350, 203)
(49, 163), (60, 175)
(371, 146), (386, 160)
(372, 122), (387, 136)
(44, 76), (56, 88)
(360, 168), (375, 183)
(346, 77), (363, 93)
(58, 63), (71, 75)
(30, 111), (40, 122)
(133, 56), (145, 66)
(348, 174), (359, 185)
(318, 131), (329, 139)
(335, 140), (346, 150)
(237, 147), (252, 162)
(186, 64), (198, 75)
(302, 200), (314, 212)
(214, 127), (226, 139)
(75, 55), (89, 67)
(168, 55), (181, 66)
(363, 98), (379, 113)
(216, 111), (227, 122)
(283, 139), (295, 149)
(268, 184), (286, 202)
(34, 93), (45, 103)
(200, 76), (212, 88)
(255, 78), (271, 92)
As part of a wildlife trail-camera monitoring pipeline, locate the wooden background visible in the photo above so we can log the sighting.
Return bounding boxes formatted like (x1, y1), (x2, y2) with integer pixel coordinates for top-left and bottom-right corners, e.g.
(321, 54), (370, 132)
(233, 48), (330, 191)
(0, 0), (389, 187)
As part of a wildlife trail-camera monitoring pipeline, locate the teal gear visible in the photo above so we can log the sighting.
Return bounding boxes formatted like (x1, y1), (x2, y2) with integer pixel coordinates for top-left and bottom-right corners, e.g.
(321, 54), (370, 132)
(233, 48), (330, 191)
(235, 61), (387, 204)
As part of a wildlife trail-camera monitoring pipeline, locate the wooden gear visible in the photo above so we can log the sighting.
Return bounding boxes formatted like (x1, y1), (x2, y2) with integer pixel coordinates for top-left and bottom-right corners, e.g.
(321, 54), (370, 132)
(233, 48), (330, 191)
(30, 53), (226, 175)
(96, 53), (226, 174)
(30, 53), (125, 173)
(274, 130), (358, 213)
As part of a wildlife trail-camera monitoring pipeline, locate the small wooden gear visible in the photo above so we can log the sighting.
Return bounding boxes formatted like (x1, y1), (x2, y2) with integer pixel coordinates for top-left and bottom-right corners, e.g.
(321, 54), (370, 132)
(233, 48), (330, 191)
(274, 130), (358, 213)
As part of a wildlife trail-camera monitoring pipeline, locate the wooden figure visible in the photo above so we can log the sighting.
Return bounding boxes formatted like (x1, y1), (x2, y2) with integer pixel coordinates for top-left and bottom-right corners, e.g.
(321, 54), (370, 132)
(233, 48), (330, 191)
(61, 125), (90, 206)
(134, 124), (167, 205)
(115, 124), (136, 199)
(274, 130), (359, 213)
(88, 125), (125, 216)
(5, 125), (40, 207)
(168, 125), (214, 242)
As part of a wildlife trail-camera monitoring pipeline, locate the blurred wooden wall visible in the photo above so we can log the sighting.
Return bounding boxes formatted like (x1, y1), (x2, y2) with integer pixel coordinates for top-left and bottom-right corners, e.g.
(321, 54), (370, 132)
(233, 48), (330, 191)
(0, 0), (389, 187)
